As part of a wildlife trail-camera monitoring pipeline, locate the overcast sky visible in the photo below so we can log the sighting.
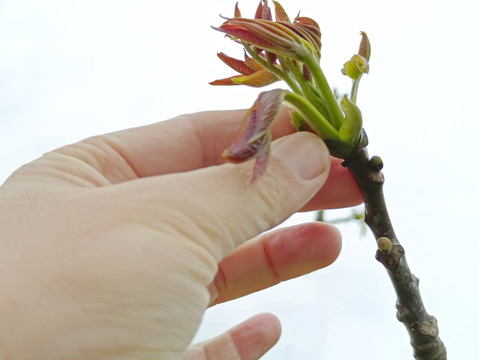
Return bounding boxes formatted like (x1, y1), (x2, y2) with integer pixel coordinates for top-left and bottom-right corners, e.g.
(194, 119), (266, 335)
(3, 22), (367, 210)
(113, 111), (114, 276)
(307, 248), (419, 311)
(1, 0), (478, 359)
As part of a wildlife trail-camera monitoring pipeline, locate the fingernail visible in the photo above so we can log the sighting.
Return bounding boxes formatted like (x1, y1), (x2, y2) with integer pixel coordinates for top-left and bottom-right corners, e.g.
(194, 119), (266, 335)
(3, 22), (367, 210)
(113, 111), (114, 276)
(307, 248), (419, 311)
(272, 133), (329, 180)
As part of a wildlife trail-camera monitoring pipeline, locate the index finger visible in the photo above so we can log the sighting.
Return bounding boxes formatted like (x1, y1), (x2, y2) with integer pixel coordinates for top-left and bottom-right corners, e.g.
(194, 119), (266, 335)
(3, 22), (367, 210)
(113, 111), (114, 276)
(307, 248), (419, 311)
(86, 108), (362, 209)
(100, 108), (296, 178)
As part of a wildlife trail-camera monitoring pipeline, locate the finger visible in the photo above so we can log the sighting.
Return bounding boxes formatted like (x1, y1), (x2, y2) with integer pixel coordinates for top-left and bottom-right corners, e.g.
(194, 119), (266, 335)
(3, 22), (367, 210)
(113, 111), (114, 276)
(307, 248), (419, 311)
(116, 132), (331, 260)
(182, 313), (281, 360)
(53, 106), (361, 209)
(92, 107), (296, 179)
(208, 222), (341, 306)
(303, 157), (363, 210)
(59, 109), (361, 208)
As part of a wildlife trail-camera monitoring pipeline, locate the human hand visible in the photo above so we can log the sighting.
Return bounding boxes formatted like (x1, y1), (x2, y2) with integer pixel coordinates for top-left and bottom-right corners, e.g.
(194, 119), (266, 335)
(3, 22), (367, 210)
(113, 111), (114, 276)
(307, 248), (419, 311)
(0, 109), (361, 360)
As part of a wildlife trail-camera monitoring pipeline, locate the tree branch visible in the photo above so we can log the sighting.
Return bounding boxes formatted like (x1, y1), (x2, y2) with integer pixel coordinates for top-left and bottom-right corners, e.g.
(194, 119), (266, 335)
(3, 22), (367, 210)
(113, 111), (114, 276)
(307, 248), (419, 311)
(344, 148), (447, 360)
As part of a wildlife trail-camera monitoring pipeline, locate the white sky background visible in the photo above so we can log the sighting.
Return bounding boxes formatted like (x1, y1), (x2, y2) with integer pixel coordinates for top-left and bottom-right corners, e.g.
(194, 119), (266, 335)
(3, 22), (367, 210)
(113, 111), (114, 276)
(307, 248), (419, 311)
(1, 0), (478, 358)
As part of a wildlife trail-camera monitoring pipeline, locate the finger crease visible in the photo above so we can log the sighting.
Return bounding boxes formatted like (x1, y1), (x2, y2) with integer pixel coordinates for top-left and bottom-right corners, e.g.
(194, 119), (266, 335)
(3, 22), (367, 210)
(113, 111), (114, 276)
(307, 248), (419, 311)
(214, 263), (228, 298)
(263, 235), (282, 281)
(184, 115), (209, 168)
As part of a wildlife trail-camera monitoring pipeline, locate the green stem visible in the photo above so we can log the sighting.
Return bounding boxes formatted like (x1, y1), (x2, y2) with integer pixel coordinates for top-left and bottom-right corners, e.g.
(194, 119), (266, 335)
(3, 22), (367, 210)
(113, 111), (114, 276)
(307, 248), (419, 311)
(303, 54), (344, 130)
(283, 91), (339, 140)
(278, 57), (328, 116)
(350, 77), (361, 104)
(244, 44), (301, 94)
(277, 57), (301, 92)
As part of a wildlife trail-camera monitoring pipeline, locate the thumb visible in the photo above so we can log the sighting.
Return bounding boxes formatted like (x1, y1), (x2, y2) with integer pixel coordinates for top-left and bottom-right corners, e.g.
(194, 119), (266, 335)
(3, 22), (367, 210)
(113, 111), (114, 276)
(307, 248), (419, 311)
(127, 131), (330, 261)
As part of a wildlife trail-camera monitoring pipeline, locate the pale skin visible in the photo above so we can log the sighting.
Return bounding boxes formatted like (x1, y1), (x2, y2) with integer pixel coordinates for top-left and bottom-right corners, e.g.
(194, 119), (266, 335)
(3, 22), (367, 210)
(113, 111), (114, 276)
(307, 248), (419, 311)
(0, 109), (361, 360)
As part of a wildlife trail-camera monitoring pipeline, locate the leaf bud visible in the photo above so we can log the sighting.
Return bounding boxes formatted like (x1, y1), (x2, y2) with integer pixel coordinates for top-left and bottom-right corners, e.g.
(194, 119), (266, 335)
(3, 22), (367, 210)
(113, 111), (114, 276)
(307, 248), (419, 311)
(341, 54), (369, 80)
(368, 155), (384, 171)
(342, 31), (371, 80)
(377, 237), (393, 254)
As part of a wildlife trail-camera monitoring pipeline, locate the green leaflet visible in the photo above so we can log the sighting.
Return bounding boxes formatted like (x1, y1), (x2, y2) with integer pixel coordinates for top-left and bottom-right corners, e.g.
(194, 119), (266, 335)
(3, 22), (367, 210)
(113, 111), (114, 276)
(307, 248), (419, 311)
(339, 95), (363, 147)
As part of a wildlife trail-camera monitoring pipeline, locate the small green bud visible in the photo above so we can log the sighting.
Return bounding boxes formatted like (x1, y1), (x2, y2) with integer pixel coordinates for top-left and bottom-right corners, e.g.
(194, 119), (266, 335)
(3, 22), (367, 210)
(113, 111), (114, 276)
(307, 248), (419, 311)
(341, 54), (369, 80)
(339, 95), (363, 147)
(377, 237), (393, 254)
(342, 32), (371, 80)
(368, 155), (383, 171)
(359, 129), (369, 148)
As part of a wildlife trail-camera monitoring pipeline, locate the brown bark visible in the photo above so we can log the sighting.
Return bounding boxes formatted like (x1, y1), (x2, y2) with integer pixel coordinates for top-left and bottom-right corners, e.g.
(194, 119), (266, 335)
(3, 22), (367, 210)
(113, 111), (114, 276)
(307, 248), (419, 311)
(344, 148), (447, 360)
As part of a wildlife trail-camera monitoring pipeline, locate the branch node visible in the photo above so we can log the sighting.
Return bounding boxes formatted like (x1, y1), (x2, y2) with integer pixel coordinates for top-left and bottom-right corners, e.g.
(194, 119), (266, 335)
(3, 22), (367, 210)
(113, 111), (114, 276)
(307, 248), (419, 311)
(412, 273), (420, 287)
(413, 316), (440, 338)
(396, 303), (407, 322)
(375, 244), (404, 270)
(412, 329), (447, 360)
(366, 170), (384, 184)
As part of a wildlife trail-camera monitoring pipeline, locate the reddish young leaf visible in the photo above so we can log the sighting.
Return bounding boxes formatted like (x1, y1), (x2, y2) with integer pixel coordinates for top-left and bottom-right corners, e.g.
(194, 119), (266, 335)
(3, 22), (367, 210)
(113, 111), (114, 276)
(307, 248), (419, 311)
(223, 89), (285, 181)
(217, 18), (307, 60)
(210, 53), (279, 87)
(209, 70), (278, 87)
(234, 2), (241, 18)
(293, 17), (321, 55)
(273, 1), (290, 22)
(217, 52), (256, 75)
(209, 75), (243, 86)
(244, 55), (264, 71)
(232, 68), (279, 87)
(218, 22), (278, 49)
(358, 31), (371, 61)
(251, 151), (270, 182)
(255, 0), (273, 21)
